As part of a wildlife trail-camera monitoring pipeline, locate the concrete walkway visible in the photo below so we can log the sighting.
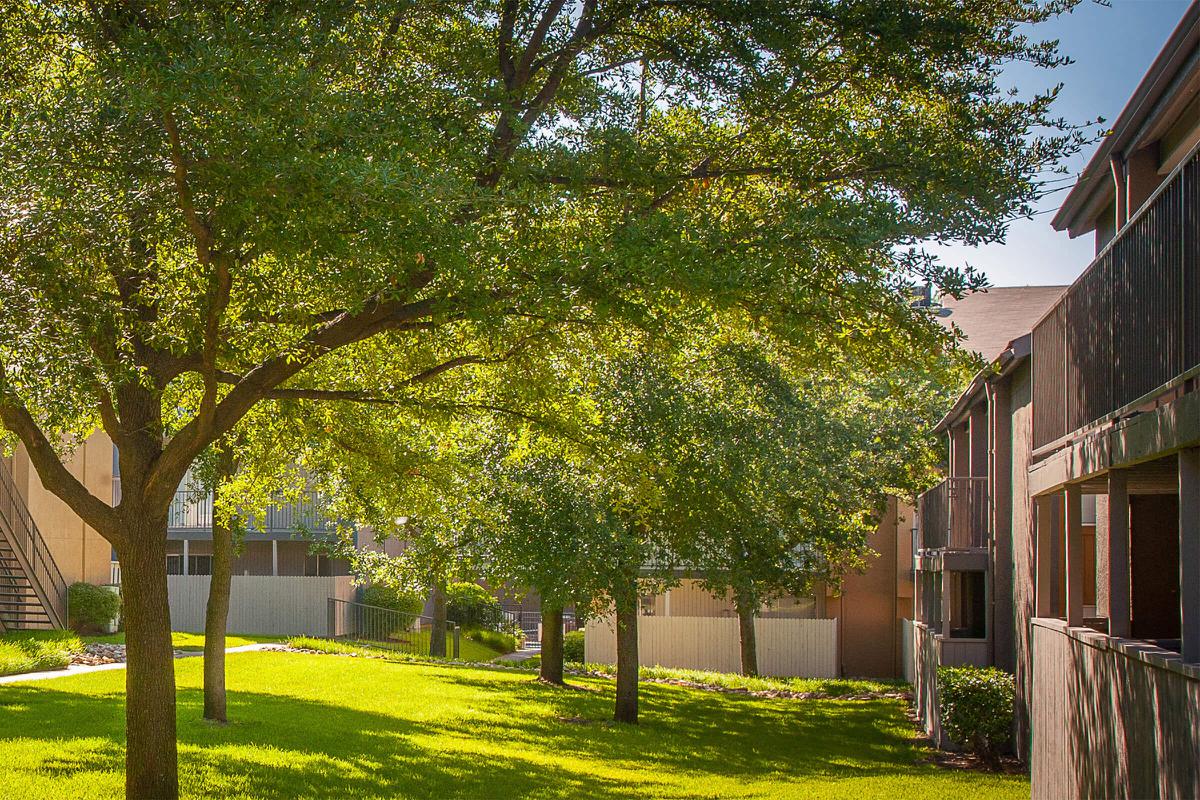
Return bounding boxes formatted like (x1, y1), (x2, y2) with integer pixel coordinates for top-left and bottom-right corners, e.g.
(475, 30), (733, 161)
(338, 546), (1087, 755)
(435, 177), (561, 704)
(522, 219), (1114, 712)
(0, 643), (276, 685)
(496, 644), (541, 663)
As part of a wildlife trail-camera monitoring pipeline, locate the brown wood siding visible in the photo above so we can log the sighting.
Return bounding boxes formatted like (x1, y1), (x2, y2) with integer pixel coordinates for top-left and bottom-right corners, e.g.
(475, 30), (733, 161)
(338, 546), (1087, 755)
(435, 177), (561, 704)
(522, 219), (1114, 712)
(1031, 620), (1200, 800)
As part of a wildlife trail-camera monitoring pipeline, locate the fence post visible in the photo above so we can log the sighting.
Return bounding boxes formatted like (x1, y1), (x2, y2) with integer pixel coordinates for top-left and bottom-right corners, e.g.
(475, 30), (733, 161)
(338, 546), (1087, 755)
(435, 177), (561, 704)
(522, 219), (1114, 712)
(327, 597), (335, 638)
(452, 625), (461, 659)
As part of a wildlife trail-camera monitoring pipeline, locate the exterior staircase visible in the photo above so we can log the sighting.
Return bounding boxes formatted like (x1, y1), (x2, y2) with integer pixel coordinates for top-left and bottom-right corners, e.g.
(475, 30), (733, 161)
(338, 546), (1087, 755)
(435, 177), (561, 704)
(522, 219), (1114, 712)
(0, 460), (67, 631)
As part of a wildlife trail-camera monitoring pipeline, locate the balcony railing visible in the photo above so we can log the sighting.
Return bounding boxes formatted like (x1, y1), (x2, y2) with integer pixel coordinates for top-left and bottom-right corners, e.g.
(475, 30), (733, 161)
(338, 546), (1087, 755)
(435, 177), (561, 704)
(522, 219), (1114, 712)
(168, 489), (337, 536)
(917, 477), (988, 551)
(1032, 144), (1200, 449)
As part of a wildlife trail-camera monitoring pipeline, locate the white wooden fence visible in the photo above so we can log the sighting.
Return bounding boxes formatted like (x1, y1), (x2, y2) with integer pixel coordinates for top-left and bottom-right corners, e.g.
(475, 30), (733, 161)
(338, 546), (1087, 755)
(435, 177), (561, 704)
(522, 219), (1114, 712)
(584, 615), (839, 677)
(167, 575), (355, 636)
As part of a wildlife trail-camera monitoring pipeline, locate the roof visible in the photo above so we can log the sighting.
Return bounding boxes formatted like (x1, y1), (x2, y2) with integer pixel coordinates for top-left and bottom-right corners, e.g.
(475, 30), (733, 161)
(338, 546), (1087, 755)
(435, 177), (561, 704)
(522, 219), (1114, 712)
(1052, 2), (1200, 236)
(935, 335), (1032, 433)
(936, 286), (1067, 364)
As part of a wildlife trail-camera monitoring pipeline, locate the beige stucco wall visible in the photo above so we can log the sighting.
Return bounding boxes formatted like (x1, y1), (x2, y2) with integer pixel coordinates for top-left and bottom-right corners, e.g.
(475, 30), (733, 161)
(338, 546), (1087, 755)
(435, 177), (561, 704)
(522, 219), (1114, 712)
(827, 496), (911, 678)
(6, 431), (114, 586)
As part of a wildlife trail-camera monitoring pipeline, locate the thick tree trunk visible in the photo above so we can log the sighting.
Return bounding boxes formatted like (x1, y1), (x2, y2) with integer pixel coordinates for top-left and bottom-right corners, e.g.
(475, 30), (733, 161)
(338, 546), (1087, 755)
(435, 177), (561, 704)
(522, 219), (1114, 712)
(539, 603), (564, 685)
(613, 578), (639, 724)
(429, 577), (447, 657)
(203, 449), (236, 723)
(734, 589), (759, 677)
(117, 523), (179, 800)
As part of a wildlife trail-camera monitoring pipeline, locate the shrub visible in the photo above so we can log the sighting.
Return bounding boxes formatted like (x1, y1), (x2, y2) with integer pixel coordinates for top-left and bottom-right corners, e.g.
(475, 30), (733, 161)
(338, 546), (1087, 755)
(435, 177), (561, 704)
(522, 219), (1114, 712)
(0, 630), (83, 676)
(937, 665), (1015, 767)
(360, 584), (425, 617)
(465, 628), (518, 655)
(445, 582), (503, 631)
(67, 582), (121, 634)
(563, 630), (585, 663)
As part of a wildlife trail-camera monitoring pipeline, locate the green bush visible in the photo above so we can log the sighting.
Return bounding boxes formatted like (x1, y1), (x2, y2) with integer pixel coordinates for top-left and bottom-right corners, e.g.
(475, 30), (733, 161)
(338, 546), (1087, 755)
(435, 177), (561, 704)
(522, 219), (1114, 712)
(0, 630), (83, 676)
(360, 584), (424, 617)
(67, 582), (121, 634)
(465, 628), (518, 655)
(937, 665), (1015, 766)
(563, 630), (585, 663)
(445, 582), (503, 631)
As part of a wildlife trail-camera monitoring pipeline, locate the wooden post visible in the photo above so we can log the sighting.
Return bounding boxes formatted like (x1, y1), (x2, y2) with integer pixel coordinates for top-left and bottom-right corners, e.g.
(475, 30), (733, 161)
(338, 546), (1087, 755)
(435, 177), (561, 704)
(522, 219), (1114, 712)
(1107, 470), (1131, 638)
(940, 568), (952, 637)
(182, 539), (189, 576)
(1179, 448), (1200, 663)
(1035, 495), (1056, 617)
(1064, 484), (1084, 627)
(271, 540), (278, 576)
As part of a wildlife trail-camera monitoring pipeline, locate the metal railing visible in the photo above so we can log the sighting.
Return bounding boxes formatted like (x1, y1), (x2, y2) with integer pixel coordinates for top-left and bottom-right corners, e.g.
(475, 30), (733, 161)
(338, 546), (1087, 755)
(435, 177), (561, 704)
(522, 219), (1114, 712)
(917, 477), (988, 550)
(169, 488), (337, 535)
(1033, 143), (1200, 449)
(326, 598), (460, 658)
(0, 460), (67, 628)
(501, 608), (578, 643)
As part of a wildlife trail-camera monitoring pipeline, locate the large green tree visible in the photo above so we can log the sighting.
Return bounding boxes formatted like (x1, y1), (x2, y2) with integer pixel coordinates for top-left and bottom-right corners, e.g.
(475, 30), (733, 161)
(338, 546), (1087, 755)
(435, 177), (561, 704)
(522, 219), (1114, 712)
(0, 1), (1081, 795)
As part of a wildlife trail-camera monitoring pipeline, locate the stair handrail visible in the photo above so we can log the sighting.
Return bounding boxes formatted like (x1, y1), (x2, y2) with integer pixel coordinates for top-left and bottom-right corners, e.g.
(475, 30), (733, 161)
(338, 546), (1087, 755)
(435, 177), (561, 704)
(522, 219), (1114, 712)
(0, 460), (68, 628)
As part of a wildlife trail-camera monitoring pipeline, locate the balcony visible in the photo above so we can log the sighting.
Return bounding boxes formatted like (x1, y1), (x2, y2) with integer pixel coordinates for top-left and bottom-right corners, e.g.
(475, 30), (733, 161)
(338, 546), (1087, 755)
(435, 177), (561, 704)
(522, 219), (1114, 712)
(167, 489), (337, 538)
(916, 477), (988, 551)
(1032, 144), (1200, 451)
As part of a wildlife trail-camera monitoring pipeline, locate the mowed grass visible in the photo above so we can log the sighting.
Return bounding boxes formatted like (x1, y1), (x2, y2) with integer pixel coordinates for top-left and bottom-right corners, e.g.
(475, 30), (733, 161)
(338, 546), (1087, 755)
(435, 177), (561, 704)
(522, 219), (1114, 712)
(0, 652), (1028, 799)
(290, 633), (511, 663)
(84, 632), (283, 651)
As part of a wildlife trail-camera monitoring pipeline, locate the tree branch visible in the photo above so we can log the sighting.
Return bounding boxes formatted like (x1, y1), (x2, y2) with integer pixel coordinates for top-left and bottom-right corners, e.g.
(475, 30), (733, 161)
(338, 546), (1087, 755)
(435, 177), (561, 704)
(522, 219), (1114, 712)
(0, 365), (121, 544)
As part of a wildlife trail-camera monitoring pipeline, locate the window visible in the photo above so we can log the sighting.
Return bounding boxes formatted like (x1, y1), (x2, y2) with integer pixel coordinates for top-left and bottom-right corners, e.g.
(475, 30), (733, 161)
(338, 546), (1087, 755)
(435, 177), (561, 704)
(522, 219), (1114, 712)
(949, 570), (986, 639)
(188, 555), (213, 576)
(166, 555), (183, 575)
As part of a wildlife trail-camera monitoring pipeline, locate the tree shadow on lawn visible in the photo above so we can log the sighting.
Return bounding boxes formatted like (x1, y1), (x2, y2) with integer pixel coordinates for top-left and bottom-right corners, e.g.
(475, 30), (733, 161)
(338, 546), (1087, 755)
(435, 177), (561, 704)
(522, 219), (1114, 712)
(424, 669), (929, 780)
(0, 682), (640, 799)
(0, 660), (965, 799)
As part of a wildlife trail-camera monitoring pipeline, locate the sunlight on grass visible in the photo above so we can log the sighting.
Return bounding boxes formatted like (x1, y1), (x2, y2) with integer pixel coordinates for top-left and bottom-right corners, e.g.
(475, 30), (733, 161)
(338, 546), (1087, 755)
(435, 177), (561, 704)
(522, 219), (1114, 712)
(82, 632), (282, 651)
(0, 651), (1028, 799)
(289, 633), (507, 663)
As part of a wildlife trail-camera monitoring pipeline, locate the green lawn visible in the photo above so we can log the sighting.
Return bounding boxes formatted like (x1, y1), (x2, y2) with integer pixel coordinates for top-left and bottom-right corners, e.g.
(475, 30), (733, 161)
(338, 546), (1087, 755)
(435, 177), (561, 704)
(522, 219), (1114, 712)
(83, 632), (284, 651)
(0, 651), (1028, 799)
(290, 633), (512, 663)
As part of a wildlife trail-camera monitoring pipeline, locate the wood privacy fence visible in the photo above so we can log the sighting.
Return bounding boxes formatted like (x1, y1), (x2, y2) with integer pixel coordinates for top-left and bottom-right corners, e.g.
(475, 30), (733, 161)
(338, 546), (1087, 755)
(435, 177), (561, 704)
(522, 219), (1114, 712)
(167, 575), (355, 636)
(583, 615), (838, 677)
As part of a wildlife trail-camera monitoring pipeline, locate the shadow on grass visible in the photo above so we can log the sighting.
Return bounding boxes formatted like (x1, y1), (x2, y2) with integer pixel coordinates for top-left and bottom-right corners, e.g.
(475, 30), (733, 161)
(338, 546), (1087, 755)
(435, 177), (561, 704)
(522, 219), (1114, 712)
(0, 656), (973, 799)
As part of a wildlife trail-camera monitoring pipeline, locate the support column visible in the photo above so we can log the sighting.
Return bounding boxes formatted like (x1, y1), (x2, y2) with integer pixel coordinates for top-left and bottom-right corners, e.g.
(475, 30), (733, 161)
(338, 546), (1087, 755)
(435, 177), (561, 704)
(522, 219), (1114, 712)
(1035, 495), (1056, 617)
(941, 568), (952, 637)
(182, 539), (189, 576)
(271, 540), (279, 577)
(1064, 484), (1084, 627)
(1180, 448), (1200, 663)
(1108, 470), (1131, 638)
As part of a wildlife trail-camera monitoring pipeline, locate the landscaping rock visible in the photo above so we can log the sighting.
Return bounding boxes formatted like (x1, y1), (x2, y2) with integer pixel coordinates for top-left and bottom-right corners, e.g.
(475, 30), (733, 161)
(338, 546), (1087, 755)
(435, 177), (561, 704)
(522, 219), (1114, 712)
(71, 643), (191, 666)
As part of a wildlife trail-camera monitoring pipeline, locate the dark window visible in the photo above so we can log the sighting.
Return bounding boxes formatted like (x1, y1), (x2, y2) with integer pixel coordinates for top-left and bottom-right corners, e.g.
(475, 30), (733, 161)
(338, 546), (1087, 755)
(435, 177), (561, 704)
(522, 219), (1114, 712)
(188, 555), (213, 576)
(950, 570), (986, 639)
(166, 555), (183, 575)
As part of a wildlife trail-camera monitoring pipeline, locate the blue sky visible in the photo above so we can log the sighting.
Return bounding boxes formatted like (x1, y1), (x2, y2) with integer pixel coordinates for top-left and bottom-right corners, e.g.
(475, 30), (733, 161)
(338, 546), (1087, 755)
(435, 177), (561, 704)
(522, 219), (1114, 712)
(929, 0), (1190, 288)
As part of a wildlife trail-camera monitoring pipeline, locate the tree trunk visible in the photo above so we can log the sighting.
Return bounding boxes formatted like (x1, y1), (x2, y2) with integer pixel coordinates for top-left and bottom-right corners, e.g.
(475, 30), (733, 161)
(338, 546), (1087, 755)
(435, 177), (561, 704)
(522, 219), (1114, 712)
(613, 577), (639, 724)
(203, 448), (237, 723)
(539, 603), (564, 685)
(429, 577), (447, 657)
(734, 589), (759, 677)
(117, 523), (179, 800)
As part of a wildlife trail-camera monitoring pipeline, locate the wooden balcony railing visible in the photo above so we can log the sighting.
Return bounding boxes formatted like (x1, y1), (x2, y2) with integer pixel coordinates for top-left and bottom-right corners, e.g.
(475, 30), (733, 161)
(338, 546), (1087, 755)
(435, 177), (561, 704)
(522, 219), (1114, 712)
(917, 477), (988, 551)
(1032, 145), (1200, 449)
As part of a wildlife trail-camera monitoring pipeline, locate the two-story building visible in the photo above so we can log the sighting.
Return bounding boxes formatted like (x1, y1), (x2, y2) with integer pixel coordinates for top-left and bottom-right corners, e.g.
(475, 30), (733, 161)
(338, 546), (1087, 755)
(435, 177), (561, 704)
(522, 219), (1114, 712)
(910, 5), (1200, 796)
